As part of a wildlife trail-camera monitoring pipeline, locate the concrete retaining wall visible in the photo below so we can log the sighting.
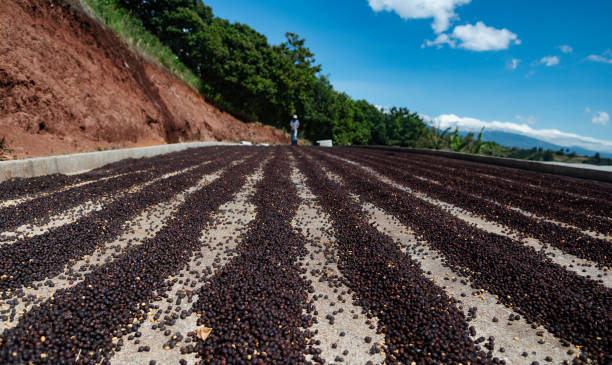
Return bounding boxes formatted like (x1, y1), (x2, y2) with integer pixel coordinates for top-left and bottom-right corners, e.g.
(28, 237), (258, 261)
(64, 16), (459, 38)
(354, 146), (612, 183)
(0, 142), (239, 182)
(3, 143), (610, 183)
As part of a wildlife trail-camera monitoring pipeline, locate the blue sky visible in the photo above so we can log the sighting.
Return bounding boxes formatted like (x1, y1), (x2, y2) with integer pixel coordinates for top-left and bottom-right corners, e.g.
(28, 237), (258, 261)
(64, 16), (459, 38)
(204, 0), (612, 153)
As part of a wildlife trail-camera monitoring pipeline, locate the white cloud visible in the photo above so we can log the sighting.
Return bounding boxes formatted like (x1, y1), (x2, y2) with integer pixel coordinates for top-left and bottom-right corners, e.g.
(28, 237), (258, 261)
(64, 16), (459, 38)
(368, 0), (471, 33)
(424, 33), (456, 48)
(370, 1), (520, 52)
(425, 21), (520, 51)
(587, 55), (612, 64)
(515, 114), (536, 125)
(539, 55), (559, 67)
(422, 113), (612, 153)
(592, 112), (610, 125)
(586, 107), (610, 125)
(558, 45), (573, 54)
(508, 58), (521, 70)
(587, 50), (612, 64)
(453, 22), (521, 51)
(375, 105), (391, 114)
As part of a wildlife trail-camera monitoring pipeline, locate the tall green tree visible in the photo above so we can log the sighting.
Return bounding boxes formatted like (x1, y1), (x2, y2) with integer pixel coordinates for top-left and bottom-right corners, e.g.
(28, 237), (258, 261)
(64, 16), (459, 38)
(116, 0), (431, 146)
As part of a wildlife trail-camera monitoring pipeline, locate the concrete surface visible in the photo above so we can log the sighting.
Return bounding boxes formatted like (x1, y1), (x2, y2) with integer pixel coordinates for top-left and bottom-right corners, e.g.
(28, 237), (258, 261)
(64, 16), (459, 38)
(0, 142), (240, 182)
(0, 166), (225, 336)
(355, 146), (612, 183)
(112, 164), (264, 365)
(2, 148), (606, 363)
(365, 202), (579, 364)
(0, 163), (207, 246)
(541, 161), (612, 172)
(313, 156), (582, 364)
(291, 167), (385, 364)
(334, 154), (611, 285)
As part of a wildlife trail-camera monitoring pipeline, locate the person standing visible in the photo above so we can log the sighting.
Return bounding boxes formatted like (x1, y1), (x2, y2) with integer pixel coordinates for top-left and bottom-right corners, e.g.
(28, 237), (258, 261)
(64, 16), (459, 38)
(290, 115), (300, 146)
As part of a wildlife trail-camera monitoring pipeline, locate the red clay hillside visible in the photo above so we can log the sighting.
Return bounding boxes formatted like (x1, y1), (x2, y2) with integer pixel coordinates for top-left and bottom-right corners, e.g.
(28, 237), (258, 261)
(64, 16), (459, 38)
(0, 0), (288, 160)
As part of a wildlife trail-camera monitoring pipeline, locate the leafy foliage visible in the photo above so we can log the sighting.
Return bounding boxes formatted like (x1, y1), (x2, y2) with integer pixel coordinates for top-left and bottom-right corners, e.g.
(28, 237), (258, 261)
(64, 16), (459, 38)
(82, 0), (610, 166)
(80, 0), (204, 91)
(109, 0), (432, 145)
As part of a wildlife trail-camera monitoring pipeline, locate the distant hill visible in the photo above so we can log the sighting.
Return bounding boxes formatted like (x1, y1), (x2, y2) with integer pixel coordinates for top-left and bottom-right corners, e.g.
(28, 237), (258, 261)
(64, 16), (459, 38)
(478, 131), (612, 159)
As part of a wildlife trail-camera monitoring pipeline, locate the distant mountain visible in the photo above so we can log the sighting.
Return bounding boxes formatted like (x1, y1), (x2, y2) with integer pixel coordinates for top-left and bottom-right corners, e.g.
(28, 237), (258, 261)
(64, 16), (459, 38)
(476, 130), (612, 159)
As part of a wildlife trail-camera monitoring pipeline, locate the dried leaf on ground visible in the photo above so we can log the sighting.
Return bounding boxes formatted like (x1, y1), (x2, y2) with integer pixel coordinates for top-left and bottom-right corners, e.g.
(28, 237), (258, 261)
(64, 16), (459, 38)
(196, 326), (212, 341)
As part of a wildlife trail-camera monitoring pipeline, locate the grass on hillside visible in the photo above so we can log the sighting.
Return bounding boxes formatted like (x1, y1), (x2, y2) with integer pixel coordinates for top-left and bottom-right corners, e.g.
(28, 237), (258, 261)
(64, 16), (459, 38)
(72, 0), (292, 142)
(78, 0), (205, 93)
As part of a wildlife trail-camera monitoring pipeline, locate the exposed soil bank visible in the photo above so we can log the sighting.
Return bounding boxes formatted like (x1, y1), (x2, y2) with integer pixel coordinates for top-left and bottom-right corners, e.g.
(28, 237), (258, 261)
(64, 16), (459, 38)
(0, 0), (288, 159)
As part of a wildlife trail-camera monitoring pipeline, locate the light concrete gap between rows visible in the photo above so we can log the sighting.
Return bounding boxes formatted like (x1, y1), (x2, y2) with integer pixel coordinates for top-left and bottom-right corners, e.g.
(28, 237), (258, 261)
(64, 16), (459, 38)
(330, 153), (611, 286)
(0, 171), (133, 209)
(405, 154), (608, 206)
(405, 165), (610, 242)
(476, 172), (607, 205)
(315, 159), (580, 365)
(363, 201), (579, 365)
(379, 152), (611, 227)
(0, 162), (228, 336)
(0, 162), (209, 246)
(290, 166), (385, 365)
(111, 163), (266, 365)
(496, 199), (611, 241)
(379, 169), (610, 285)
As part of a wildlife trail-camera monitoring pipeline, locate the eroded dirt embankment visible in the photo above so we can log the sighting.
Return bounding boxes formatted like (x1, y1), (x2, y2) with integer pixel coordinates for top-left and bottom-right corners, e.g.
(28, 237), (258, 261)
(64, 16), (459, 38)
(0, 0), (288, 159)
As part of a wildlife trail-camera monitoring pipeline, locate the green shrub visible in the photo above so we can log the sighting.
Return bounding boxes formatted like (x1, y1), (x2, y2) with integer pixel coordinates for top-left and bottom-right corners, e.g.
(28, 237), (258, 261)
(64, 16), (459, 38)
(78, 0), (204, 92)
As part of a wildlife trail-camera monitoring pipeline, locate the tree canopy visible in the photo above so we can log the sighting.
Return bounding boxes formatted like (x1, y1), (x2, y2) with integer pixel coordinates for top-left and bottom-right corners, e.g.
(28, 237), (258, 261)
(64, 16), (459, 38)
(116, 0), (431, 145)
